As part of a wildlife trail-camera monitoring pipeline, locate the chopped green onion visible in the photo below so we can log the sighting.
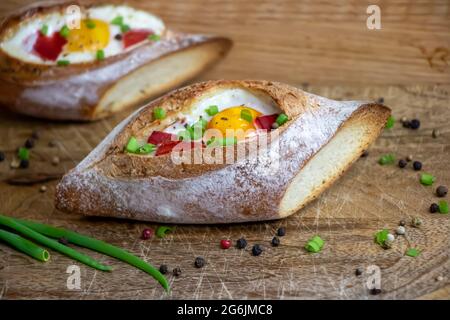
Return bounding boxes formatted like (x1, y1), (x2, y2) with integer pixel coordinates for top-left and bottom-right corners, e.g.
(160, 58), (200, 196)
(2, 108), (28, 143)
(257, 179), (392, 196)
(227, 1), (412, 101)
(0, 215), (112, 271)
(206, 137), (216, 146)
(137, 143), (156, 155)
(59, 25), (70, 38)
(276, 113), (289, 126)
(385, 116), (395, 129)
(40, 24), (49, 36)
(13, 217), (169, 291)
(156, 226), (173, 238)
(439, 200), (449, 214)
(120, 24), (130, 33)
(378, 154), (395, 165)
(374, 229), (389, 248)
(305, 235), (324, 253)
(148, 34), (161, 41)
(177, 130), (191, 141)
(96, 49), (105, 60)
(57, 60), (70, 66)
(220, 137), (237, 146)
(240, 109), (253, 123)
(405, 248), (420, 257)
(0, 229), (50, 262)
(85, 20), (96, 29)
(188, 118), (208, 140)
(18, 147), (29, 161)
(153, 107), (166, 120)
(420, 173), (436, 186)
(205, 105), (219, 116)
(125, 136), (140, 153)
(111, 16), (124, 26)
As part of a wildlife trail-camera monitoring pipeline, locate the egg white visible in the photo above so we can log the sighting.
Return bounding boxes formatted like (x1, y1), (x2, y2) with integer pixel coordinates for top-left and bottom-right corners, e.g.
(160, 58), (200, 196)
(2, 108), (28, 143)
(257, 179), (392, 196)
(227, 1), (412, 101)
(0, 5), (165, 65)
(163, 88), (281, 135)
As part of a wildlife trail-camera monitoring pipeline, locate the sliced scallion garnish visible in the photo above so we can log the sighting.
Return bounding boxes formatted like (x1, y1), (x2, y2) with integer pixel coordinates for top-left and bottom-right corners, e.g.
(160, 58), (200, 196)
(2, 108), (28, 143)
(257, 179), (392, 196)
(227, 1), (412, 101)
(125, 136), (140, 153)
(205, 105), (219, 116)
(374, 229), (389, 248)
(305, 235), (324, 253)
(120, 24), (130, 33)
(137, 143), (156, 155)
(85, 20), (96, 29)
(439, 200), (449, 214)
(153, 107), (166, 120)
(378, 154), (395, 165)
(385, 116), (395, 129)
(40, 24), (49, 36)
(420, 173), (436, 186)
(276, 113), (288, 126)
(18, 147), (29, 161)
(57, 60), (70, 66)
(405, 248), (420, 257)
(240, 109), (253, 123)
(148, 34), (161, 41)
(96, 49), (105, 60)
(59, 25), (70, 38)
(156, 226), (173, 238)
(111, 16), (124, 26)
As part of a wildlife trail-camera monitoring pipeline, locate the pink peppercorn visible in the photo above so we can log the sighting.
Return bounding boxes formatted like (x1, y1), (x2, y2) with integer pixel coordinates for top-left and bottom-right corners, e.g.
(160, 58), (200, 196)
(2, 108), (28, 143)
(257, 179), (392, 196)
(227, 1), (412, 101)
(142, 228), (153, 240)
(220, 239), (231, 249)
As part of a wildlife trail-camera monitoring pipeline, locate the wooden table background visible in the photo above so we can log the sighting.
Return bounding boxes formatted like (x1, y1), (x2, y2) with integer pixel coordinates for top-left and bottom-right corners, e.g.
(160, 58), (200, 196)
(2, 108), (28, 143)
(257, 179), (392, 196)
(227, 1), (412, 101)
(0, 0), (449, 299)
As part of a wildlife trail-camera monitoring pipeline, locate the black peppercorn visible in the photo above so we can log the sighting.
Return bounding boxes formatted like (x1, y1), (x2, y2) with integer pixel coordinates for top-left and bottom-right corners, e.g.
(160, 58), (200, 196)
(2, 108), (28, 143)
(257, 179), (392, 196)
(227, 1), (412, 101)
(0, 151), (5, 162)
(413, 161), (422, 171)
(360, 150), (369, 158)
(277, 227), (286, 237)
(159, 264), (168, 274)
(24, 138), (35, 149)
(355, 268), (364, 276)
(194, 257), (205, 268)
(430, 203), (439, 213)
(370, 288), (382, 295)
(19, 159), (29, 168)
(252, 244), (263, 256)
(236, 238), (247, 249)
(376, 97), (384, 104)
(402, 121), (411, 128)
(114, 34), (123, 41)
(271, 237), (280, 247)
(410, 119), (420, 130)
(399, 220), (406, 226)
(172, 267), (182, 277)
(436, 186), (448, 198)
(398, 159), (407, 168)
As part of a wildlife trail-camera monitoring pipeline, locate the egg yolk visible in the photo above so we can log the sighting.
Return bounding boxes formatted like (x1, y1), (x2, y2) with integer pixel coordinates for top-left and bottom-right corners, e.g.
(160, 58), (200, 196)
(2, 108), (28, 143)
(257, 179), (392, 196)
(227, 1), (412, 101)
(207, 106), (262, 139)
(65, 19), (110, 53)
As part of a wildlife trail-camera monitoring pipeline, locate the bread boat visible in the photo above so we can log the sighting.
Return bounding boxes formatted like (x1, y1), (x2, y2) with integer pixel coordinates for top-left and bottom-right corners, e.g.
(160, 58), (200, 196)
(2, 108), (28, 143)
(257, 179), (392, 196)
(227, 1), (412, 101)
(55, 80), (390, 223)
(0, 1), (232, 120)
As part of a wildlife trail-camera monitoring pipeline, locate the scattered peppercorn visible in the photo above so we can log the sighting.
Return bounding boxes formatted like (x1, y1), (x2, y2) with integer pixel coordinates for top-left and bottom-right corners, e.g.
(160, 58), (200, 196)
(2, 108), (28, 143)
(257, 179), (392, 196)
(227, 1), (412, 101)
(236, 238), (247, 249)
(141, 228), (153, 240)
(51, 156), (60, 166)
(24, 138), (35, 149)
(58, 237), (69, 245)
(432, 129), (440, 138)
(220, 239), (231, 249)
(194, 257), (205, 268)
(436, 186), (448, 198)
(370, 288), (382, 295)
(271, 237), (280, 247)
(31, 130), (40, 140)
(172, 267), (181, 277)
(396, 226), (406, 235)
(277, 227), (286, 237)
(114, 34), (123, 41)
(399, 220), (406, 226)
(402, 120), (411, 128)
(376, 97), (384, 104)
(360, 150), (369, 158)
(406, 155), (413, 162)
(430, 203), (439, 213)
(0, 151), (5, 162)
(159, 264), (168, 274)
(39, 185), (47, 193)
(19, 159), (29, 168)
(413, 161), (422, 171)
(252, 244), (263, 256)
(398, 159), (407, 168)
(355, 268), (363, 276)
(410, 119), (420, 130)
(411, 217), (422, 228)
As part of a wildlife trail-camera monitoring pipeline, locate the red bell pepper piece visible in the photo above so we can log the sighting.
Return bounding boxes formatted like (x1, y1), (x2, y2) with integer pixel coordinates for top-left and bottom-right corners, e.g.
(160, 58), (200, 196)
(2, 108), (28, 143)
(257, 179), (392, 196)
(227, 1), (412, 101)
(254, 114), (278, 130)
(32, 31), (67, 61)
(148, 131), (176, 145)
(155, 141), (204, 156)
(123, 29), (153, 49)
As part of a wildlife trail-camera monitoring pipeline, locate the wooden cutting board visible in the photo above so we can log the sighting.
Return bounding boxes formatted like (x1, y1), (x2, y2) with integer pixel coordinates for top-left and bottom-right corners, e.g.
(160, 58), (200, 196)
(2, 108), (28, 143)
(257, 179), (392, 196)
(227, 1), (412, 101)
(0, 0), (449, 300)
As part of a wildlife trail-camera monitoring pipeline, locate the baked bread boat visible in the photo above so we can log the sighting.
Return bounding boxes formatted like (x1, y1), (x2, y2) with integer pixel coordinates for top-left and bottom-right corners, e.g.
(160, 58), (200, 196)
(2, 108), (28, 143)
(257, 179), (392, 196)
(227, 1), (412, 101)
(0, 1), (232, 120)
(56, 80), (390, 223)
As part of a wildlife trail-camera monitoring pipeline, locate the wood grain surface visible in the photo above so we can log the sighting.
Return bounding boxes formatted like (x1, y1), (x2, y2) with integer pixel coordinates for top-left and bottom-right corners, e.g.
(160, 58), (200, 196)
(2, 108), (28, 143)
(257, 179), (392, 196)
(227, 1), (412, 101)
(0, 0), (449, 300)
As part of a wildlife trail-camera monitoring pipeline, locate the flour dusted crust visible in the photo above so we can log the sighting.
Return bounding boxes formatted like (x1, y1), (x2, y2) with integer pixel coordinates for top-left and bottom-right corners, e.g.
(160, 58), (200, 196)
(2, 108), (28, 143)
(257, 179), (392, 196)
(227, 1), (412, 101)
(0, 1), (232, 120)
(55, 80), (391, 223)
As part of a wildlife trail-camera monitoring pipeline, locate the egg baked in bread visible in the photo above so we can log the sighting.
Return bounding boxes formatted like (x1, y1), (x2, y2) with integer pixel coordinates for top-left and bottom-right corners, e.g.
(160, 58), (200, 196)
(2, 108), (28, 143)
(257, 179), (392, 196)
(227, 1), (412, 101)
(55, 80), (390, 223)
(0, 1), (232, 120)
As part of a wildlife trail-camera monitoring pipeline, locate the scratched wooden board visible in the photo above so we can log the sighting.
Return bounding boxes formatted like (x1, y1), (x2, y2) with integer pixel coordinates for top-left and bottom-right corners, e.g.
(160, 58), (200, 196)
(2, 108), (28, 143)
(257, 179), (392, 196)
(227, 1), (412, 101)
(0, 0), (449, 300)
(0, 85), (449, 299)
